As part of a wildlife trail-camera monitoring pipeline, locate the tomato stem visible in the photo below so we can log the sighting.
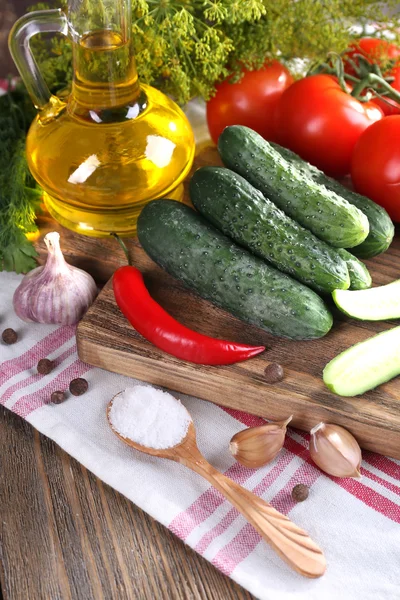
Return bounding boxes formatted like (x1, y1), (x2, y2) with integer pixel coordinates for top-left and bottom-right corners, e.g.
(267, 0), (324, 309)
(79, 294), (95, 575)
(351, 73), (400, 105)
(308, 52), (400, 109)
(333, 53), (347, 92)
(366, 87), (400, 110)
(312, 53), (350, 92)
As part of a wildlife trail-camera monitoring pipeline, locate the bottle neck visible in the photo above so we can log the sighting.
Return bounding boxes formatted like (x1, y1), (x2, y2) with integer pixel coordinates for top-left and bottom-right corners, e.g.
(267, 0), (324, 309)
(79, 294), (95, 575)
(71, 29), (140, 109)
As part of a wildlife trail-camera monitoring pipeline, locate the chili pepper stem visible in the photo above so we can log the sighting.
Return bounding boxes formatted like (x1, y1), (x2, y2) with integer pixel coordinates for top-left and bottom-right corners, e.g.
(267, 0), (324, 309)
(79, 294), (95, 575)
(111, 233), (132, 266)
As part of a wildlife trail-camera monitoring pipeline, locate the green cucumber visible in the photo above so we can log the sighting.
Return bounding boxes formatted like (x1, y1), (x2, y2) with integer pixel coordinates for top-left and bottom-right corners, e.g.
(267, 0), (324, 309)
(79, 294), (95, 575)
(333, 279), (400, 320)
(137, 200), (333, 340)
(323, 326), (400, 396)
(218, 126), (369, 248)
(337, 249), (371, 291)
(271, 142), (394, 259)
(189, 166), (350, 294)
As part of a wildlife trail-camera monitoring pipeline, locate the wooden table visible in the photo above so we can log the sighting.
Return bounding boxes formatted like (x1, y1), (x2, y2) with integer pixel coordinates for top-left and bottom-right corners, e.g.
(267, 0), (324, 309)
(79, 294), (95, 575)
(0, 406), (253, 599)
(0, 3), (252, 598)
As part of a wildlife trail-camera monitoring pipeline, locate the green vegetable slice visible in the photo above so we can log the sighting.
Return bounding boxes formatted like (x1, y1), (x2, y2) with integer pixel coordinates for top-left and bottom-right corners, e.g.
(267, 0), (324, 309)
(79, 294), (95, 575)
(333, 279), (400, 320)
(323, 326), (400, 396)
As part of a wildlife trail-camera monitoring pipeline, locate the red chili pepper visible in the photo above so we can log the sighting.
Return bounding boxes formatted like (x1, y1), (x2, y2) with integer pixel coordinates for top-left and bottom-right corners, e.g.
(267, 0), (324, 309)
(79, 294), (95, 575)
(113, 265), (265, 365)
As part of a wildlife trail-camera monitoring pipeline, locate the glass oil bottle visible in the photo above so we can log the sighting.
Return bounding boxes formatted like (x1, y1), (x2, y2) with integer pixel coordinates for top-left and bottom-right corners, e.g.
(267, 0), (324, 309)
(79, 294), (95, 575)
(9, 0), (195, 236)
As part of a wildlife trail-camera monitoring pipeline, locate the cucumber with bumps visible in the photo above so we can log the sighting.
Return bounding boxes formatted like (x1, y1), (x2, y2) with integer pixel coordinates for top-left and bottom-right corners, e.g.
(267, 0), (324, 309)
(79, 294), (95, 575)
(137, 200), (333, 340)
(189, 166), (350, 294)
(337, 249), (371, 290)
(218, 126), (369, 249)
(271, 142), (394, 259)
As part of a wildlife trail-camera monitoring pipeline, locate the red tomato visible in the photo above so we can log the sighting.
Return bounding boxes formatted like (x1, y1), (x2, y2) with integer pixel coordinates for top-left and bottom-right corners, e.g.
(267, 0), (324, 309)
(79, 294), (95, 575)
(344, 38), (400, 73)
(377, 66), (400, 116)
(351, 116), (400, 221)
(344, 38), (400, 116)
(274, 74), (383, 177)
(345, 38), (400, 69)
(206, 61), (293, 144)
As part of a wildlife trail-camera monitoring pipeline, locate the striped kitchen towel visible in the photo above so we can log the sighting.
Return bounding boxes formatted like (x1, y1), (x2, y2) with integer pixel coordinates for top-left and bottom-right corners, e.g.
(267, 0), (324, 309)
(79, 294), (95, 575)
(1, 271), (400, 600)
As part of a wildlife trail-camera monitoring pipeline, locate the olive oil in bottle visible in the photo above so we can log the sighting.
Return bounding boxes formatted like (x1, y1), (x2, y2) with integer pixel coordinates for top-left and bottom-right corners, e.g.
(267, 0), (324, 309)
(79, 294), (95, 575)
(11, 2), (195, 236)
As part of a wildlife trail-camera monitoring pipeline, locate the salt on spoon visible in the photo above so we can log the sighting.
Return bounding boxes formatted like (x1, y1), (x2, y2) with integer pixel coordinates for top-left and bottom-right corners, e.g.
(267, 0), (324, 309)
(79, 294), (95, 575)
(108, 385), (191, 449)
(107, 385), (326, 579)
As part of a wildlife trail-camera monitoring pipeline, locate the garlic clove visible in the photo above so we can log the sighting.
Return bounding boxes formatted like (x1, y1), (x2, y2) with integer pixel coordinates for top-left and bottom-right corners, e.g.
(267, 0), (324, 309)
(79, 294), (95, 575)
(309, 422), (362, 479)
(13, 232), (98, 325)
(229, 415), (292, 468)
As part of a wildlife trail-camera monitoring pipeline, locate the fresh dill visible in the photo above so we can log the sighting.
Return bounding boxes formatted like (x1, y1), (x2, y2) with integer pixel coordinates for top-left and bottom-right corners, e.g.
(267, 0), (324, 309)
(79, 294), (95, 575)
(1, 0), (400, 272)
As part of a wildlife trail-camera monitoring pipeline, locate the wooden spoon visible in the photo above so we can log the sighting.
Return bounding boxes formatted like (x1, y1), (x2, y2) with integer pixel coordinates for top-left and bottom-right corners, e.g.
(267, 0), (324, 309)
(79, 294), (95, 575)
(107, 396), (326, 578)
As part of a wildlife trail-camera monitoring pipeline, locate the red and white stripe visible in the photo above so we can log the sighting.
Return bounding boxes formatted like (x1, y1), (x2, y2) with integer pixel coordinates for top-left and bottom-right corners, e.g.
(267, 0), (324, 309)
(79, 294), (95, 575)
(170, 406), (400, 577)
(0, 324), (92, 417)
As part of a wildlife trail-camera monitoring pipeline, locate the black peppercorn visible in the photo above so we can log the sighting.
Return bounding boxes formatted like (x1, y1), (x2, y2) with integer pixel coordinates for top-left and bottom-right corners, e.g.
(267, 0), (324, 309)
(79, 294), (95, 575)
(264, 362), (284, 384)
(69, 377), (89, 396)
(2, 328), (18, 344)
(50, 390), (66, 404)
(37, 358), (54, 375)
(291, 483), (309, 503)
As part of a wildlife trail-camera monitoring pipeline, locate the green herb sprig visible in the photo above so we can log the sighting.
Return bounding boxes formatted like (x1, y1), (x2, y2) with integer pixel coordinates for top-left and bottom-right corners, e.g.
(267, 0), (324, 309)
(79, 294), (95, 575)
(0, 85), (42, 273)
(32, 0), (400, 104)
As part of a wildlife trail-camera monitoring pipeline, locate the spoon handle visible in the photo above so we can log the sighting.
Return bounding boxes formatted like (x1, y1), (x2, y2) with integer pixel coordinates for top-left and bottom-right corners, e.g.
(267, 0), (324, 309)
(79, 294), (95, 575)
(188, 458), (326, 578)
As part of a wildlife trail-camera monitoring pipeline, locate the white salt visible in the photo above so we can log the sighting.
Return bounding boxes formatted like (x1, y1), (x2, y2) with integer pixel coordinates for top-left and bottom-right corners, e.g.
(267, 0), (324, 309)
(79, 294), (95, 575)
(109, 385), (192, 449)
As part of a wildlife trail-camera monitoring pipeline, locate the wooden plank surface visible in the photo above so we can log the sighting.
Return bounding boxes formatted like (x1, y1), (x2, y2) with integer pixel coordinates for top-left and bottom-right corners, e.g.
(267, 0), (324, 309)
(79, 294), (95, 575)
(0, 405), (253, 600)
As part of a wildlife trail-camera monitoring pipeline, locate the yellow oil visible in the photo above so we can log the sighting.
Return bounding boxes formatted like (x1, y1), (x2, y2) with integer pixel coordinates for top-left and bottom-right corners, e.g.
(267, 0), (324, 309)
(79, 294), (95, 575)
(26, 30), (195, 236)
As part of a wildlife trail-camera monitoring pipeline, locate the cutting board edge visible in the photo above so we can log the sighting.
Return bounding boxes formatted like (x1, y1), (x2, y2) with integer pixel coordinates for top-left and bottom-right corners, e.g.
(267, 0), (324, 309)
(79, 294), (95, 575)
(77, 332), (400, 460)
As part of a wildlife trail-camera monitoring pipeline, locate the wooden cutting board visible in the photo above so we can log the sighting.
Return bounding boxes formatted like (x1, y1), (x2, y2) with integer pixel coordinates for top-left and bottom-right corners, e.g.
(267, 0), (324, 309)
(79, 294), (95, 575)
(35, 146), (400, 459)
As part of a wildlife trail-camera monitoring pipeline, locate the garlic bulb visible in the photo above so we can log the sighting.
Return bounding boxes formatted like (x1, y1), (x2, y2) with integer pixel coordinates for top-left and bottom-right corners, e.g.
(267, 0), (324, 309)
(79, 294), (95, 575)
(309, 422), (362, 479)
(229, 416), (292, 468)
(13, 232), (97, 325)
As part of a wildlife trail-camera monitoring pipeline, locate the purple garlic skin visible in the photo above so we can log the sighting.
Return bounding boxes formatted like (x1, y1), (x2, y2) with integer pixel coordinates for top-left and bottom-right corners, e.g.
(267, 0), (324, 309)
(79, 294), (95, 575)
(13, 232), (97, 325)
